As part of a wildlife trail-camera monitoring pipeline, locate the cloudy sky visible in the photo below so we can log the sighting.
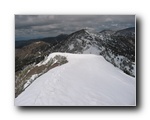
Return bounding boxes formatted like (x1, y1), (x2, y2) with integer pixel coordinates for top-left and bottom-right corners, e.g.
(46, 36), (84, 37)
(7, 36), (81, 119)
(15, 15), (135, 40)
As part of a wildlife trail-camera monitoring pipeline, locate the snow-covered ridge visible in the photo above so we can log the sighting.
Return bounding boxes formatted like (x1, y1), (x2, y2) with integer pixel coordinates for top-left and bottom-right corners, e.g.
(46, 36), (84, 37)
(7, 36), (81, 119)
(15, 53), (136, 106)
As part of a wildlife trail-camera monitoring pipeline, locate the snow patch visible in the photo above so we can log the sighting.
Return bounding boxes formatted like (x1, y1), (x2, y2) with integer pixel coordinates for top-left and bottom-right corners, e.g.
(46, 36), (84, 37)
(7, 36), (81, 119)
(69, 44), (74, 50)
(83, 46), (100, 54)
(24, 74), (39, 89)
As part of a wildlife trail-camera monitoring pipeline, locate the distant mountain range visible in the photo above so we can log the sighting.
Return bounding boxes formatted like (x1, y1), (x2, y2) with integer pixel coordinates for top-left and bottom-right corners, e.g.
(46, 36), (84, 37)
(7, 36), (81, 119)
(15, 34), (68, 49)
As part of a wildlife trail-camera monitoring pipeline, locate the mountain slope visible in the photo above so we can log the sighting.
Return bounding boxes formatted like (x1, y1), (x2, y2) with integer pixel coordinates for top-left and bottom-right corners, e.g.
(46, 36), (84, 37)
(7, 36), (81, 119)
(15, 53), (136, 106)
(54, 28), (135, 77)
(15, 27), (135, 77)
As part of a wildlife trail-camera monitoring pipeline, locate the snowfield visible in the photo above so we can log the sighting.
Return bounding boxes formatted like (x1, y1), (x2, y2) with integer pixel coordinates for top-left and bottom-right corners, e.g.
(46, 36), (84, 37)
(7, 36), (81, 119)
(15, 53), (136, 106)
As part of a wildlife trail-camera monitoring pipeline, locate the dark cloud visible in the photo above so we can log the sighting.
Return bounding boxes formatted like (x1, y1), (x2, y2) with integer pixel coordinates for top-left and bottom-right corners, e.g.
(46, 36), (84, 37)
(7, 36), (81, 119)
(15, 15), (56, 29)
(15, 15), (135, 40)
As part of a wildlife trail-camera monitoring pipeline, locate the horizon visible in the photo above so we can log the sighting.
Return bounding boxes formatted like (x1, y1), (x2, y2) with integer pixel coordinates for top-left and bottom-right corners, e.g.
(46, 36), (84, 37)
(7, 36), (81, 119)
(15, 26), (135, 41)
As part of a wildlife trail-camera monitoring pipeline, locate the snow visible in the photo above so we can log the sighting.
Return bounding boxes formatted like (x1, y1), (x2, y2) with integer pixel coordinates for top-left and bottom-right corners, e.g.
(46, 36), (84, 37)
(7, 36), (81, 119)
(36, 53), (67, 67)
(83, 46), (100, 54)
(76, 38), (82, 43)
(23, 74), (39, 89)
(35, 41), (41, 44)
(132, 63), (136, 75)
(69, 44), (74, 50)
(84, 29), (98, 39)
(15, 53), (136, 106)
(104, 53), (135, 77)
